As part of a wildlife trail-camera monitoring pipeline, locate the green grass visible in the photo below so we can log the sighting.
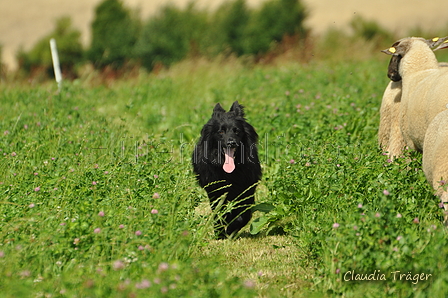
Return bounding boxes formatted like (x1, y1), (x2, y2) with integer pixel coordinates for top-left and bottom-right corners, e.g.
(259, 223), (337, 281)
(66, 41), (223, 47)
(0, 57), (447, 297)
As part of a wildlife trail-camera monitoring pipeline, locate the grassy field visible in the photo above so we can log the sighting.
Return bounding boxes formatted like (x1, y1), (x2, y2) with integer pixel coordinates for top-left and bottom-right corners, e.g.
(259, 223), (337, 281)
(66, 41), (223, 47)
(1, 57), (447, 297)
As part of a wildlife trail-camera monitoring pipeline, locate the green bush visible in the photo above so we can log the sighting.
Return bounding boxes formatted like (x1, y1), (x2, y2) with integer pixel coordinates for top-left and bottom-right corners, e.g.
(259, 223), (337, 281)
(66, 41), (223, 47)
(16, 17), (83, 79)
(212, 0), (251, 56)
(350, 15), (394, 46)
(134, 0), (310, 68)
(135, 4), (208, 70)
(242, 0), (309, 55)
(87, 0), (140, 69)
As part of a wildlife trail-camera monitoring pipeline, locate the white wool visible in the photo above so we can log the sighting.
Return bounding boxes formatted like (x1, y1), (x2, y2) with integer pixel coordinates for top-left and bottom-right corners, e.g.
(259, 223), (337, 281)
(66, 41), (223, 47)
(423, 109), (448, 215)
(378, 81), (405, 158)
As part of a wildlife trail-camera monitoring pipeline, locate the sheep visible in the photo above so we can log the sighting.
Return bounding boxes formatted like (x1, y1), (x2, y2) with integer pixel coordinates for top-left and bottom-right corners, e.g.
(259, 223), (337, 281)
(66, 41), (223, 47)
(380, 36), (448, 155)
(378, 59), (448, 158)
(422, 39), (448, 220)
(423, 109), (448, 218)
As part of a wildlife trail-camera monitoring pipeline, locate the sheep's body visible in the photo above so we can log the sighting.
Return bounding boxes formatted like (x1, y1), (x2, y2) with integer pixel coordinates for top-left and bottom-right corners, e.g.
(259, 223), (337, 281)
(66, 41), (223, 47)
(423, 109), (448, 214)
(378, 80), (405, 157)
(401, 67), (448, 151)
(381, 37), (448, 153)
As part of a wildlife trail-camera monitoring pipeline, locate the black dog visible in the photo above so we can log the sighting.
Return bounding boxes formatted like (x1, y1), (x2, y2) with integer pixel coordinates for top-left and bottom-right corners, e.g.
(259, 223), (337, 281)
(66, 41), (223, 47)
(192, 101), (262, 239)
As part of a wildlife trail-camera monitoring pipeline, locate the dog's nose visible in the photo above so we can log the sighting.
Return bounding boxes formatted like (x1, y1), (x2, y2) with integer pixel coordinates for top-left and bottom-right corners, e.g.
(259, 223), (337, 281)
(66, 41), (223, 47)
(226, 139), (237, 148)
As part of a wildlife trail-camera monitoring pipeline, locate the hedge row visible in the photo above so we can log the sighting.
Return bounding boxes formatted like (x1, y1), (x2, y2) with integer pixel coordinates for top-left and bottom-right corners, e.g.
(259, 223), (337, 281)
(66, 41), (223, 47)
(17, 0), (309, 76)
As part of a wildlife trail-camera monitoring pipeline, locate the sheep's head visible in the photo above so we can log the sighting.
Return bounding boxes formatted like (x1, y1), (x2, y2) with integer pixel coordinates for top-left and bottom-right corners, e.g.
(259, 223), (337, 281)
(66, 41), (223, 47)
(382, 37), (448, 81)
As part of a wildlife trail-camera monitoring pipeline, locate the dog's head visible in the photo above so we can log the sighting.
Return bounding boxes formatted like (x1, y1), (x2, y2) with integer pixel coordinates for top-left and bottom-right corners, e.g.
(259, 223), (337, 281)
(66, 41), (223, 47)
(212, 101), (245, 148)
(198, 101), (258, 173)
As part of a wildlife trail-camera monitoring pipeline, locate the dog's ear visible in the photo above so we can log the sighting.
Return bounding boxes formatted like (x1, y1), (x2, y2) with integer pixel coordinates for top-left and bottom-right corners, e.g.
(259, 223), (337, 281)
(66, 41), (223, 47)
(229, 101), (245, 117)
(212, 103), (226, 116)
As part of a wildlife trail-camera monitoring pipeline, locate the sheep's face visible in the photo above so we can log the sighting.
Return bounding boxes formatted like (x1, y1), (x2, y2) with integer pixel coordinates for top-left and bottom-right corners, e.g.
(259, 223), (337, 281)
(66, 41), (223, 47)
(382, 38), (416, 81)
(382, 37), (448, 80)
(387, 55), (402, 82)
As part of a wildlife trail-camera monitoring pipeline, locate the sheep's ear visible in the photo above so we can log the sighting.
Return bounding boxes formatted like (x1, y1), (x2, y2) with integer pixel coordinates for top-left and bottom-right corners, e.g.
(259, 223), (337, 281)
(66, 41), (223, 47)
(381, 47), (398, 55)
(427, 36), (448, 49)
(434, 38), (448, 51)
(212, 103), (226, 116)
(382, 39), (409, 56)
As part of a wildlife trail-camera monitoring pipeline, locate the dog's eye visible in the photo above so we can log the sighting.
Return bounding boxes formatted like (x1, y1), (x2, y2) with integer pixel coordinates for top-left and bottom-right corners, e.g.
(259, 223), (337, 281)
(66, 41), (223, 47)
(233, 128), (239, 134)
(218, 130), (224, 134)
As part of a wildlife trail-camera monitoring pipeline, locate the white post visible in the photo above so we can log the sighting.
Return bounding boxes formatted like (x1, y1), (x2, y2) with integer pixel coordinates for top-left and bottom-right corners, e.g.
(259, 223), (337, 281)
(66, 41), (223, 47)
(50, 38), (62, 90)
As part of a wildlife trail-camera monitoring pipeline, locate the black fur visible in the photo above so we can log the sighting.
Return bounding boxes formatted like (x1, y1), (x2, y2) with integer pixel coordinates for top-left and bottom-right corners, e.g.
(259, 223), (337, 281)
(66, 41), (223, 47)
(192, 101), (262, 239)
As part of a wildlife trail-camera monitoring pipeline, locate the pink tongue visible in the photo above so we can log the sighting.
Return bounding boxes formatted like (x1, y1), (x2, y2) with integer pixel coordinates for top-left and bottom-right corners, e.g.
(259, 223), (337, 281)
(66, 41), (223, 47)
(223, 147), (236, 173)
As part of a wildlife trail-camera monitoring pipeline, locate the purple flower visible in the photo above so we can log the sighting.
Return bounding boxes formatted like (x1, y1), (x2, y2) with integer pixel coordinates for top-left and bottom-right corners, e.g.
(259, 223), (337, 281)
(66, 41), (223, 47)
(152, 193), (160, 199)
(92, 181), (97, 185)
(34, 187), (40, 192)
(383, 190), (390, 196)
(243, 279), (255, 288)
(11, 152), (17, 157)
(94, 228), (101, 234)
(375, 212), (381, 218)
(332, 223), (340, 229)
(98, 211), (105, 217)
(158, 262), (169, 272)
(151, 209), (159, 214)
(135, 230), (142, 236)
(113, 260), (125, 270)
(29, 203), (35, 208)
(19, 270), (31, 278)
(357, 203), (363, 208)
(135, 279), (151, 289)
(335, 268), (340, 274)
(289, 159), (295, 164)
(119, 224), (125, 229)
(396, 213), (402, 218)
(413, 217), (420, 224)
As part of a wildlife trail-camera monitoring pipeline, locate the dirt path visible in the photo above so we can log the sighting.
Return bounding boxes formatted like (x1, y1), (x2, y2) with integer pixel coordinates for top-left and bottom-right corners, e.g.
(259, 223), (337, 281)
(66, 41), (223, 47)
(1, 0), (448, 70)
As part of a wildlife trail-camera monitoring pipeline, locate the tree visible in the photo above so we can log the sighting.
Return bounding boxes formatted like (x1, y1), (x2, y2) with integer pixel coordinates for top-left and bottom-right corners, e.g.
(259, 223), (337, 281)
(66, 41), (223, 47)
(135, 4), (208, 70)
(17, 17), (83, 79)
(243, 0), (309, 55)
(215, 0), (250, 56)
(87, 0), (139, 69)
